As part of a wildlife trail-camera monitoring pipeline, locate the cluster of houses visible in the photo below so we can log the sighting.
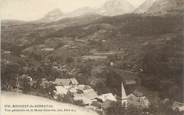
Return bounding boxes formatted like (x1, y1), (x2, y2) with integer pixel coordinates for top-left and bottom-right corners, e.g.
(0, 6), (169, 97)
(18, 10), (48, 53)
(39, 76), (152, 111)
(172, 101), (184, 112)
(43, 78), (117, 111)
(10, 73), (184, 113)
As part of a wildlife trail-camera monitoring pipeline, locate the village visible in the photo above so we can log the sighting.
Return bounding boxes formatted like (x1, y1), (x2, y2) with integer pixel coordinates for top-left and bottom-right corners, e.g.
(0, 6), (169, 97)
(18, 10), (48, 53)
(13, 74), (148, 112)
(5, 70), (183, 115)
(1, 40), (184, 115)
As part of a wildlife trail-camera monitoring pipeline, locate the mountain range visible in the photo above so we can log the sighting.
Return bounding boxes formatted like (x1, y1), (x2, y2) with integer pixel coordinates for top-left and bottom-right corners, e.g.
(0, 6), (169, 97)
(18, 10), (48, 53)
(135, 0), (184, 14)
(39, 0), (135, 22)
(40, 0), (184, 22)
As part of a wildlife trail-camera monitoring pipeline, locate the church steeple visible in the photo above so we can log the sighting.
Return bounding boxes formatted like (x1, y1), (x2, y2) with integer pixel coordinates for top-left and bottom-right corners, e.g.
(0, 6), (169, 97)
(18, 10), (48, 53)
(121, 82), (128, 107)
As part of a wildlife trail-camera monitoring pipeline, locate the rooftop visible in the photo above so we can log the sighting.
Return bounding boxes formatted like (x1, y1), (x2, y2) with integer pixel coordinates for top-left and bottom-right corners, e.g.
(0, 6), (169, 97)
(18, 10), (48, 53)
(54, 78), (78, 86)
(133, 90), (144, 97)
(82, 55), (108, 60)
(97, 93), (117, 102)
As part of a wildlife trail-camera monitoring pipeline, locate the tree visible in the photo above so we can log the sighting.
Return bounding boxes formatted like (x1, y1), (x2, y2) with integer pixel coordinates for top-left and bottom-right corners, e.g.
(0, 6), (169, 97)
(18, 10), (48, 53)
(1, 62), (20, 90)
(106, 103), (144, 115)
(21, 75), (32, 93)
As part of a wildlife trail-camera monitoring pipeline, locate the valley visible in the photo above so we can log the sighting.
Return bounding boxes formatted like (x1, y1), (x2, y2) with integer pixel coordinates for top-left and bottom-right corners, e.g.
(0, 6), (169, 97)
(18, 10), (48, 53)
(1, 0), (184, 115)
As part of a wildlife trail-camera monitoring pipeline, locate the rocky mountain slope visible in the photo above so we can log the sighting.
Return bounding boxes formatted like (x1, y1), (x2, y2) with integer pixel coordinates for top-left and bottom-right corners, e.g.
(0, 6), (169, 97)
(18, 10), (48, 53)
(64, 7), (97, 18)
(135, 0), (156, 13)
(99, 0), (135, 16)
(135, 0), (184, 15)
(147, 0), (184, 14)
(40, 8), (64, 22)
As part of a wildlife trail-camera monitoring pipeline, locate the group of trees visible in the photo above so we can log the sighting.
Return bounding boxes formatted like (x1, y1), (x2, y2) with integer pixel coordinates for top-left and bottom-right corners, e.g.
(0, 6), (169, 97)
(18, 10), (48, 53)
(140, 35), (183, 101)
(105, 102), (181, 115)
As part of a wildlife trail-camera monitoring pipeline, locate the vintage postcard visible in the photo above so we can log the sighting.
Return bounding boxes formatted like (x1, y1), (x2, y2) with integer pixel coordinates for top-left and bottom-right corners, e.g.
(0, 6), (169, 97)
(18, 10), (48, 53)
(1, 0), (184, 115)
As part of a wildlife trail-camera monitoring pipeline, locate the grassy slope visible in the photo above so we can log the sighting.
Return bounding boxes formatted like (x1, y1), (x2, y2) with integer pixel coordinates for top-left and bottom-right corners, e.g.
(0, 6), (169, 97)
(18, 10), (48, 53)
(1, 13), (184, 100)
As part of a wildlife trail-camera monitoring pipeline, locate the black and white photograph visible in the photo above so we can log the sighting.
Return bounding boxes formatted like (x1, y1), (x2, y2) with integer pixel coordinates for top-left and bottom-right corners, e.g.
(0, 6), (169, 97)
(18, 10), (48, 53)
(1, 0), (184, 115)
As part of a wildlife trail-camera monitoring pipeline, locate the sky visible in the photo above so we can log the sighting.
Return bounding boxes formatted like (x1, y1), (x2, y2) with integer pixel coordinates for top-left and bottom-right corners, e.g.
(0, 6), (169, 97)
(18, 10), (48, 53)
(0, 0), (146, 21)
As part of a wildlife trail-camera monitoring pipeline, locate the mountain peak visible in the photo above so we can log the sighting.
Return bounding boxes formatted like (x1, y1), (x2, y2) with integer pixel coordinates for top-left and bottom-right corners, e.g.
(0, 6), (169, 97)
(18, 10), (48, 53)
(135, 0), (184, 15)
(64, 7), (97, 18)
(41, 8), (63, 22)
(135, 0), (156, 13)
(147, 0), (184, 14)
(99, 0), (135, 16)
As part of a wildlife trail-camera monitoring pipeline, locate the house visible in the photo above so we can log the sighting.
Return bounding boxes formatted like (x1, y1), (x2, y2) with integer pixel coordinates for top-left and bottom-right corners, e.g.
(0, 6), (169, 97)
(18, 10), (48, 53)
(82, 55), (108, 61)
(72, 86), (98, 106)
(125, 79), (137, 86)
(122, 73), (137, 86)
(18, 74), (33, 89)
(76, 85), (92, 92)
(127, 90), (150, 109)
(41, 48), (54, 52)
(20, 74), (33, 82)
(68, 85), (93, 95)
(53, 86), (68, 99)
(92, 51), (117, 56)
(91, 99), (102, 108)
(73, 94), (92, 106)
(93, 93), (117, 109)
(4, 50), (11, 54)
(96, 93), (117, 102)
(102, 100), (115, 109)
(54, 78), (78, 87)
(133, 90), (144, 97)
(53, 65), (68, 72)
(172, 101), (184, 112)
(54, 86), (68, 95)
(40, 78), (50, 89)
(68, 87), (78, 94)
(110, 62), (115, 66)
(30, 80), (37, 89)
(82, 88), (98, 99)
(70, 78), (79, 85)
